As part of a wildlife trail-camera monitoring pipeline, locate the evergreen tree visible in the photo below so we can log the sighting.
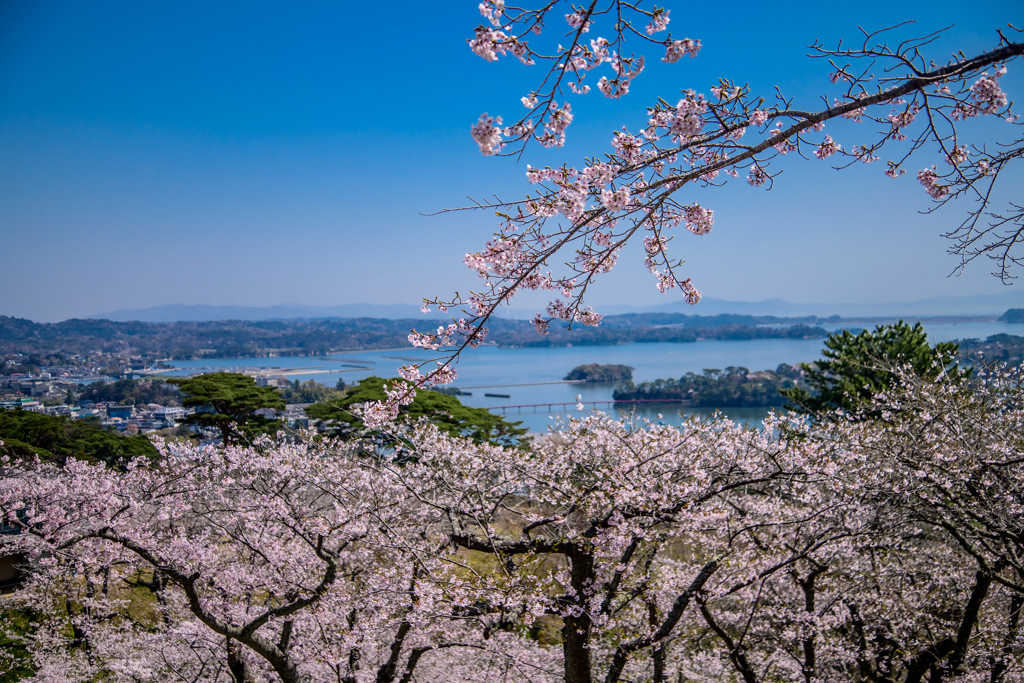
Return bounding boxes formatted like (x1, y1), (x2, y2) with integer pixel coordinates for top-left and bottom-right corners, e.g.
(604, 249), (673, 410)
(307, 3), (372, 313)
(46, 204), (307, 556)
(780, 321), (961, 418)
(305, 376), (529, 448)
(167, 373), (286, 445)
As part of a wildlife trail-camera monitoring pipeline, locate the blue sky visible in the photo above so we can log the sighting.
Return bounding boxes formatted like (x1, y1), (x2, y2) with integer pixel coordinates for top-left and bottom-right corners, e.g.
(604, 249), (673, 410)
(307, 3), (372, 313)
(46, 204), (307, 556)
(1, 0), (1023, 322)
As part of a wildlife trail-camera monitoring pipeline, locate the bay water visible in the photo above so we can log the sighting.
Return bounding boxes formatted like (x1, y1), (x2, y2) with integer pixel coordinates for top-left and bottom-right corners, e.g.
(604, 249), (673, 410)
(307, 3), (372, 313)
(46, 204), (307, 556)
(164, 320), (1022, 433)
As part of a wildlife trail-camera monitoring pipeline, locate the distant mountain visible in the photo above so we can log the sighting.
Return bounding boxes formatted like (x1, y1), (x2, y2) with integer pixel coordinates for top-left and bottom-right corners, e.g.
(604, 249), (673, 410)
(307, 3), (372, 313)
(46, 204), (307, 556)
(89, 303), (428, 322)
(90, 290), (1024, 323)
(560, 291), (1024, 319)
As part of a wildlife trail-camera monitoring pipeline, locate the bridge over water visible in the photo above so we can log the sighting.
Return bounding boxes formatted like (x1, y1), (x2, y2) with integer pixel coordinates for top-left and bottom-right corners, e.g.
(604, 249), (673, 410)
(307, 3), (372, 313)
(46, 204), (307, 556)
(488, 399), (687, 414)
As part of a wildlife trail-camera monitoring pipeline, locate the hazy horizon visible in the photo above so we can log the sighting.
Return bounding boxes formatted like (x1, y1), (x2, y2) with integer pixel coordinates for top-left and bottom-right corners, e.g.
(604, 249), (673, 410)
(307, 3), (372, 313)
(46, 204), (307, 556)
(3, 288), (1023, 324)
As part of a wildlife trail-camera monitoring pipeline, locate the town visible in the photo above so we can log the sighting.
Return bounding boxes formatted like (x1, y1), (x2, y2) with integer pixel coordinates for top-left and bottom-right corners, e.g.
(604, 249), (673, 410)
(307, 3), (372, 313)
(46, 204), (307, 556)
(0, 352), (311, 439)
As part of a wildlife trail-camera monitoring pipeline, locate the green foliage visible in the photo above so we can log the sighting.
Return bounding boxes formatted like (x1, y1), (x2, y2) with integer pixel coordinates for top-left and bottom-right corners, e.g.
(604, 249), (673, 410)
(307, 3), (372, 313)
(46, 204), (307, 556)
(430, 386), (471, 396)
(564, 363), (634, 382)
(780, 321), (961, 418)
(77, 378), (181, 407)
(167, 373), (286, 445)
(613, 364), (805, 407)
(278, 379), (347, 404)
(0, 410), (159, 467)
(0, 608), (37, 683)
(305, 376), (529, 447)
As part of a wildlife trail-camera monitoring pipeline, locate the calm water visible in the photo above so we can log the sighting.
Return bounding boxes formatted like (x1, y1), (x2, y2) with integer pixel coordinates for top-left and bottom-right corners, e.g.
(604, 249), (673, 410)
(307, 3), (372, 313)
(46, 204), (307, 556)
(164, 320), (1022, 433)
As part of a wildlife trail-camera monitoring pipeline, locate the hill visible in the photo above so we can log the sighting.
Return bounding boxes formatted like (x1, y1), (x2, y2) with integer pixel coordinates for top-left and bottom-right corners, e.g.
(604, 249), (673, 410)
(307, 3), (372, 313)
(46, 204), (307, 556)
(0, 314), (830, 359)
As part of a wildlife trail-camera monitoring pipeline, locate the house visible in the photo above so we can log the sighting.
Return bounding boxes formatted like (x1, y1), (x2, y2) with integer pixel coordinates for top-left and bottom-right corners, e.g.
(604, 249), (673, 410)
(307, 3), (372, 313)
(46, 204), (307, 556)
(154, 406), (185, 421)
(108, 405), (134, 419)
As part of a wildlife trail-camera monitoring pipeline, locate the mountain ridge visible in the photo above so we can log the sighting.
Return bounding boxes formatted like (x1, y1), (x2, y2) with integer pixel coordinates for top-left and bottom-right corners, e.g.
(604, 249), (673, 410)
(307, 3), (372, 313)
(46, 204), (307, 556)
(88, 291), (1024, 323)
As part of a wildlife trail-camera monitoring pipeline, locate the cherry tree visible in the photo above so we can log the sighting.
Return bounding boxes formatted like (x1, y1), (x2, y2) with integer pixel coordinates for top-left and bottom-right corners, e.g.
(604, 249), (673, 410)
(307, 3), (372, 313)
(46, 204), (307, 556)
(367, 2), (1023, 419)
(810, 362), (1024, 682)
(379, 413), (854, 683)
(0, 437), (558, 683)
(379, 395), (1023, 683)
(679, 386), (1024, 683)
(4, 363), (1023, 682)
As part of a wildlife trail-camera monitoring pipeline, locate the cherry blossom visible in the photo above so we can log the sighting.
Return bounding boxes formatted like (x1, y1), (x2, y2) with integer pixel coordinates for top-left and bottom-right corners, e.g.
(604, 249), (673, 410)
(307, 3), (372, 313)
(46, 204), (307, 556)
(376, 22), (1023, 423)
(4, 359), (1024, 682)
(662, 37), (700, 63)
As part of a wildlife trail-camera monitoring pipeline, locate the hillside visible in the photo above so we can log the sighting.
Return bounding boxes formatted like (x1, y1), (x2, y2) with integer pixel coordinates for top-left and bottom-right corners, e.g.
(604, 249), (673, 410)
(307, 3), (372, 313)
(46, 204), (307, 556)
(0, 314), (830, 359)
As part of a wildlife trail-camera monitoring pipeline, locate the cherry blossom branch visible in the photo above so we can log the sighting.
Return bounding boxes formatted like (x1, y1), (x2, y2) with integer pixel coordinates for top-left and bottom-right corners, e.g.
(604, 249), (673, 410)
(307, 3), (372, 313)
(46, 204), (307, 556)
(375, 23), (1024, 423)
(603, 559), (719, 683)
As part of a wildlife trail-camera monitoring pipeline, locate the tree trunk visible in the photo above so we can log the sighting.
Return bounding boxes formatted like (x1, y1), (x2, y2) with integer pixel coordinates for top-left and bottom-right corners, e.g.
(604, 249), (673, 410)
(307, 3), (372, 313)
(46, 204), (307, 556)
(562, 550), (596, 683)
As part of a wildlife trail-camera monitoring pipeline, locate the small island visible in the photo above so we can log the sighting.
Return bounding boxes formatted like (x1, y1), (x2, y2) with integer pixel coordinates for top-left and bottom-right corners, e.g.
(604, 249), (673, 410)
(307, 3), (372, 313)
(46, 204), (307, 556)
(564, 363), (634, 382)
(999, 308), (1024, 324)
(613, 364), (807, 407)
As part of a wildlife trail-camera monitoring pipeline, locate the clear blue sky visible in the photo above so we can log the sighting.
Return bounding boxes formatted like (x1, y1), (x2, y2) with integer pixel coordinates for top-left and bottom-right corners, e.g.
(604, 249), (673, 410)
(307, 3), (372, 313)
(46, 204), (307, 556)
(1, 0), (1022, 322)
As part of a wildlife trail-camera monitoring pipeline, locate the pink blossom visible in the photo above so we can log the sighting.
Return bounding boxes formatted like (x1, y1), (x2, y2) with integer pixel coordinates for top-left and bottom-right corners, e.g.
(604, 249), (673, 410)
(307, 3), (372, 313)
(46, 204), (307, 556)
(600, 187), (632, 211)
(814, 135), (841, 159)
(710, 84), (740, 101)
(565, 11), (591, 33)
(429, 363), (458, 384)
(747, 163), (768, 187)
(829, 68), (852, 83)
(478, 0), (505, 27)
(588, 37), (611, 66)
(645, 9), (670, 35)
(541, 101), (573, 146)
(468, 28), (508, 62)
(918, 165), (949, 199)
(888, 105), (919, 129)
(945, 145), (968, 166)
(852, 145), (879, 163)
(836, 94), (867, 122)
(970, 66), (1009, 114)
(680, 277), (701, 304)
(576, 306), (602, 326)
(398, 364), (423, 383)
(663, 37), (700, 63)
(683, 203), (714, 235)
(471, 113), (505, 155)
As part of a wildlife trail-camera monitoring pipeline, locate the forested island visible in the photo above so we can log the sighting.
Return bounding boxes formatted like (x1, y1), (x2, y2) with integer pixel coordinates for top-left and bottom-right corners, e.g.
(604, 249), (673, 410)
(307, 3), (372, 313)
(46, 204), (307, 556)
(998, 308), (1024, 323)
(613, 364), (807, 407)
(564, 364), (634, 382)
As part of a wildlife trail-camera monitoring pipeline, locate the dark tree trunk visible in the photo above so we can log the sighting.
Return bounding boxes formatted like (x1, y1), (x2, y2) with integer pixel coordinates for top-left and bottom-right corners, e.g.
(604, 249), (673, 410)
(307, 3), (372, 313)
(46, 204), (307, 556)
(562, 550), (596, 683)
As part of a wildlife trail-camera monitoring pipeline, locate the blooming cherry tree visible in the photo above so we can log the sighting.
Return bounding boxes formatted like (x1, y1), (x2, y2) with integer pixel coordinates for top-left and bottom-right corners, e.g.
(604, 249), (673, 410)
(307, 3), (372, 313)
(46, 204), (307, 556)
(0, 437), (555, 683)
(380, 7), (1023, 420)
(4, 359), (1024, 681)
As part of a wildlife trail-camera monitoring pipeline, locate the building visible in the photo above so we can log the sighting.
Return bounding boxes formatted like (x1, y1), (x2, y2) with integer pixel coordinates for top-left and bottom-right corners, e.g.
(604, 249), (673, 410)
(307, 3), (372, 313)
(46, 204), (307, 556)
(154, 406), (185, 422)
(107, 405), (134, 419)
